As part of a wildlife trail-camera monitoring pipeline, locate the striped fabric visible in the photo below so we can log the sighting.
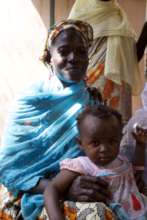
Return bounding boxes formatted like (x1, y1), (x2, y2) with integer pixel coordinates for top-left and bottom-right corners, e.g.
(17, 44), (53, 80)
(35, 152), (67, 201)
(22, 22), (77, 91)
(86, 37), (132, 122)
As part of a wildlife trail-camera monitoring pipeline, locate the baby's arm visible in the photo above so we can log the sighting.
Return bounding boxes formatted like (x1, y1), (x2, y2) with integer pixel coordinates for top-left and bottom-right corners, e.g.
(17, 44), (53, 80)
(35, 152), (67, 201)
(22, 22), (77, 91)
(44, 169), (79, 220)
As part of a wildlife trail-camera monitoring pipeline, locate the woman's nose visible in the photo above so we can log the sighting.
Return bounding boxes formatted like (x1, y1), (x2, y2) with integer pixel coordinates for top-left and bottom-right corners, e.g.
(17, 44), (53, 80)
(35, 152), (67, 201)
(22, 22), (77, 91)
(68, 51), (78, 62)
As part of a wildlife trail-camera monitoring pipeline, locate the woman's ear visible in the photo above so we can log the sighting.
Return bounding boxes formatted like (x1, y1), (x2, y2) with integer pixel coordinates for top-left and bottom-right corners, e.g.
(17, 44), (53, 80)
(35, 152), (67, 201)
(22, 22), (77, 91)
(76, 137), (83, 149)
(40, 49), (51, 65)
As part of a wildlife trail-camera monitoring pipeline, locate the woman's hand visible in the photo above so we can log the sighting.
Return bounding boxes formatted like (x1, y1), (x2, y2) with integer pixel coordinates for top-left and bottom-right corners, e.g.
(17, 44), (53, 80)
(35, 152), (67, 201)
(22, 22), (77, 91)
(67, 175), (111, 203)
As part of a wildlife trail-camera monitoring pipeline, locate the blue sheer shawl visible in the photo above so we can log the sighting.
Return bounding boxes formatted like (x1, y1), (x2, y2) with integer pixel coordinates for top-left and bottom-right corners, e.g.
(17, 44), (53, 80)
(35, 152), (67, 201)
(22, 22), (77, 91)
(0, 74), (92, 219)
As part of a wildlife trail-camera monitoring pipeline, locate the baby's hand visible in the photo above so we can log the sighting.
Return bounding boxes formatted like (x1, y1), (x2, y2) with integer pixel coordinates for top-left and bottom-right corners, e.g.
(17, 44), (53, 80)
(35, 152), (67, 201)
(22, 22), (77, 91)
(132, 123), (147, 144)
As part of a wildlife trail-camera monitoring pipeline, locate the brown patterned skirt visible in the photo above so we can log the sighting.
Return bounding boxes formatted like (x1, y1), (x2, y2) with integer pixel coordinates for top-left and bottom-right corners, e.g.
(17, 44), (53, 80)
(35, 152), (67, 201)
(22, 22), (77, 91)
(0, 185), (117, 220)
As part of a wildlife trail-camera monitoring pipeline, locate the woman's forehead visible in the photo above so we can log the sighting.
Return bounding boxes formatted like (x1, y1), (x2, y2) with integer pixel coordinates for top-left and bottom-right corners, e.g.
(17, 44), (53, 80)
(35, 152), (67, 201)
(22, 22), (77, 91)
(51, 28), (84, 47)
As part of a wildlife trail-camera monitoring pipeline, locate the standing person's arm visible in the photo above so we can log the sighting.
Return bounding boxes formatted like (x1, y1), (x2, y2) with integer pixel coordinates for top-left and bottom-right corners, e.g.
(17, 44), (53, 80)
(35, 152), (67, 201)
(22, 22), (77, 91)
(44, 170), (79, 220)
(132, 126), (147, 167)
(136, 22), (147, 62)
(132, 126), (147, 192)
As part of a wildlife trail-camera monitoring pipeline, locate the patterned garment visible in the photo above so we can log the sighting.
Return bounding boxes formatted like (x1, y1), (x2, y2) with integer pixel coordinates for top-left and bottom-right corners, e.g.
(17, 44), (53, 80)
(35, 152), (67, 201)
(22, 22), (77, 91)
(39, 202), (117, 220)
(47, 19), (93, 50)
(0, 185), (21, 220)
(87, 37), (132, 122)
(60, 155), (147, 219)
(0, 186), (117, 220)
(63, 201), (117, 220)
(69, 0), (142, 98)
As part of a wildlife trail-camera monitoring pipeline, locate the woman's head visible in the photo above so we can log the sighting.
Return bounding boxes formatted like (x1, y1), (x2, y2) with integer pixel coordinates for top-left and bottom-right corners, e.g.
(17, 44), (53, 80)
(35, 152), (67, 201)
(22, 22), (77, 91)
(77, 105), (122, 166)
(42, 20), (93, 83)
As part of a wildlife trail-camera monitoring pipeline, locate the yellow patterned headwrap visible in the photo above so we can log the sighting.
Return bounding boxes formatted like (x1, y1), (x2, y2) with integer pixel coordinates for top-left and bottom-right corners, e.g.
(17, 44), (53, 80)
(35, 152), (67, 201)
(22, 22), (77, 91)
(48, 19), (93, 50)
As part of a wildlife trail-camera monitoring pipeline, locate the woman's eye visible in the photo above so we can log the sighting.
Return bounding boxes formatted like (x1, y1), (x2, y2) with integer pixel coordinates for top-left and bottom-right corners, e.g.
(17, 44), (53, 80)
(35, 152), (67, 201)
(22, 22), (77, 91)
(77, 47), (87, 55)
(58, 48), (68, 56)
(92, 140), (100, 146)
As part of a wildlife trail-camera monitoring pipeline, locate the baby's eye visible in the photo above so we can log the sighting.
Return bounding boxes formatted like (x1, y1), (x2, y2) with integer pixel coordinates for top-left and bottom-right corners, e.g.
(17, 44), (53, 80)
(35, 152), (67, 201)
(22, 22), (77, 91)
(109, 139), (119, 145)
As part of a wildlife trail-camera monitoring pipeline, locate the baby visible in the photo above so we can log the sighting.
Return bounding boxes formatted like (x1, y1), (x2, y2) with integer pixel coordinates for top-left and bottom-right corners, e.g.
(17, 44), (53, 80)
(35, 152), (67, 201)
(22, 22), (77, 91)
(44, 105), (147, 220)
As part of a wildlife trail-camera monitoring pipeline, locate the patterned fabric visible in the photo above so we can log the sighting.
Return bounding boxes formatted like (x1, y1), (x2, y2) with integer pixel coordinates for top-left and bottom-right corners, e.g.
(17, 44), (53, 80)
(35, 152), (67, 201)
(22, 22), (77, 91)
(0, 186), (117, 220)
(0, 73), (92, 220)
(39, 202), (117, 220)
(61, 156), (147, 219)
(47, 19), (93, 50)
(0, 185), (21, 220)
(86, 37), (132, 121)
(64, 201), (117, 220)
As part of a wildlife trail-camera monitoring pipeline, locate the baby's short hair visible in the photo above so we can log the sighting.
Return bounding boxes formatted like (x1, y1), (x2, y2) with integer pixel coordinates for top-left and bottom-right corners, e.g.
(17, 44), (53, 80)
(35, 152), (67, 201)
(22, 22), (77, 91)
(77, 104), (122, 129)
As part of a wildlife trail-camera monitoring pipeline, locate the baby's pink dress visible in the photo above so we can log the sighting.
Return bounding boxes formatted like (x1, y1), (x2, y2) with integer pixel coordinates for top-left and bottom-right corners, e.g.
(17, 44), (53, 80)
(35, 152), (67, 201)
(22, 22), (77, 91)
(60, 155), (147, 219)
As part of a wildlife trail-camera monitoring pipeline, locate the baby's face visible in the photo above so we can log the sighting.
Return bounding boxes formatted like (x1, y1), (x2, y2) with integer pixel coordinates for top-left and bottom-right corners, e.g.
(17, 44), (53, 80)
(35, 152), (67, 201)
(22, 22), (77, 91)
(79, 115), (121, 166)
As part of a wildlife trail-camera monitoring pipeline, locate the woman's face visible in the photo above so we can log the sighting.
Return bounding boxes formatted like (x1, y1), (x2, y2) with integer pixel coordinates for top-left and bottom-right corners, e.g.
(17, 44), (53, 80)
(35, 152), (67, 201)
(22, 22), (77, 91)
(50, 28), (88, 82)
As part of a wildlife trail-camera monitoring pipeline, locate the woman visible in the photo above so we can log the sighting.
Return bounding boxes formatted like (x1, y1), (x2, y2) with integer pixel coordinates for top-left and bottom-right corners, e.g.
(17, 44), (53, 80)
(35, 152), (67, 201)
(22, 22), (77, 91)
(69, 0), (142, 122)
(0, 20), (116, 220)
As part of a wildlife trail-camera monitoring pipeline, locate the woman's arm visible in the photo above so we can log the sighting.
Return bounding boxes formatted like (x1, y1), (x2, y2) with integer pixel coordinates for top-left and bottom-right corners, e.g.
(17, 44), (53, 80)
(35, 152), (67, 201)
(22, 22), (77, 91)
(44, 169), (79, 220)
(27, 172), (110, 203)
(136, 22), (147, 62)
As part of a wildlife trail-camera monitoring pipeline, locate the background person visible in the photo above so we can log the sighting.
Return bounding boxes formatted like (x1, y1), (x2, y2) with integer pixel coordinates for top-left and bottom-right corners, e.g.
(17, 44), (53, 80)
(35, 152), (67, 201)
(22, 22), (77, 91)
(120, 82), (147, 197)
(69, 0), (142, 122)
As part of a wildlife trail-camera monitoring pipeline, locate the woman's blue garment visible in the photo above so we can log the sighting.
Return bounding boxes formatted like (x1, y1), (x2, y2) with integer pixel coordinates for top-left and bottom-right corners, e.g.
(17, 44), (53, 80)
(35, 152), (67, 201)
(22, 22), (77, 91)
(0, 74), (93, 220)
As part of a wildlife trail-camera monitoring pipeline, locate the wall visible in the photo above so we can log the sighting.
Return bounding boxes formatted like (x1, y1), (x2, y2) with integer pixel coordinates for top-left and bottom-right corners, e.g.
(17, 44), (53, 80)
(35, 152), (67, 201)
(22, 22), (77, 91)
(0, 0), (48, 143)
(31, 0), (50, 28)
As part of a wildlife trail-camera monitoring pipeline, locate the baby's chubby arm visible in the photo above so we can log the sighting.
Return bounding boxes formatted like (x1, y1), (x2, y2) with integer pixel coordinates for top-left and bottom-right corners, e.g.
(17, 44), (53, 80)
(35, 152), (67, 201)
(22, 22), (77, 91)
(44, 169), (79, 220)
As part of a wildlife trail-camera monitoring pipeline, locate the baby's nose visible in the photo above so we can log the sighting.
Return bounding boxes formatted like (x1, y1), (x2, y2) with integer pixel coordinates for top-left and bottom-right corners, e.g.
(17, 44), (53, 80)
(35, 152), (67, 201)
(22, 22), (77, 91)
(99, 144), (107, 152)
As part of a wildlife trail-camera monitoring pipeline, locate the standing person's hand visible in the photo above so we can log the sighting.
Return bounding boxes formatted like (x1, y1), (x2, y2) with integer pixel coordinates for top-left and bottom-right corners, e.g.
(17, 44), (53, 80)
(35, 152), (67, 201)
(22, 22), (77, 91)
(67, 175), (111, 203)
(132, 123), (147, 144)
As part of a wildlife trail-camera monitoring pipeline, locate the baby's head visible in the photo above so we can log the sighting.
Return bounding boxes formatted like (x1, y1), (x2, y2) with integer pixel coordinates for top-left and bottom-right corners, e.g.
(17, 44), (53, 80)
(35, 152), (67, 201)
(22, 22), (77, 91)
(77, 105), (122, 166)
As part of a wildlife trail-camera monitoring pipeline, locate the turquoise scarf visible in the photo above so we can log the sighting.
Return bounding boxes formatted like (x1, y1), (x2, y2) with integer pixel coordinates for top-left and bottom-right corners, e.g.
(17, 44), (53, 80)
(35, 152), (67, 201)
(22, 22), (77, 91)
(0, 74), (92, 219)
